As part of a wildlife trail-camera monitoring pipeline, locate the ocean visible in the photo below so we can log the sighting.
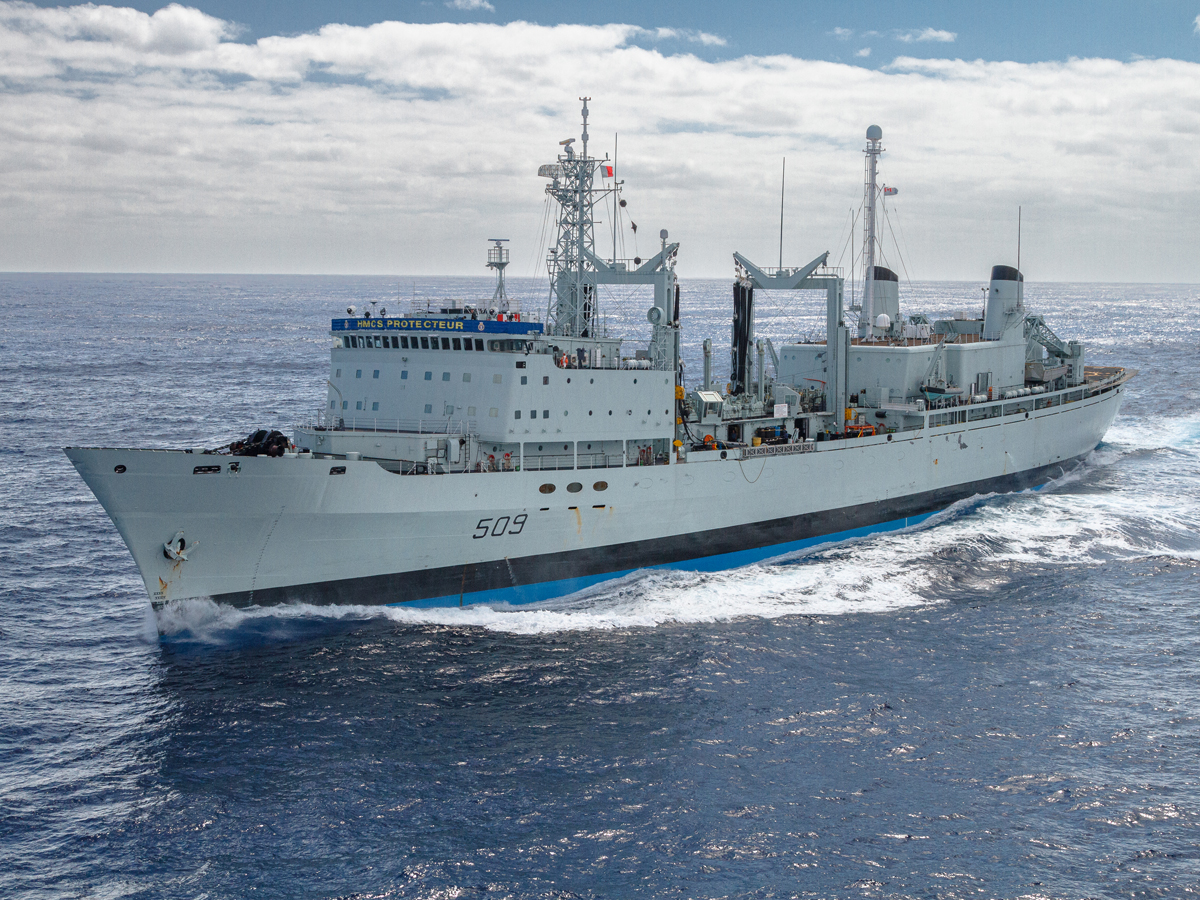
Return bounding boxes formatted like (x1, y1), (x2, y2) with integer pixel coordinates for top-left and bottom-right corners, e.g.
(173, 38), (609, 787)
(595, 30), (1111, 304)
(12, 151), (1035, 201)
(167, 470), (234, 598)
(2, 273), (1198, 899)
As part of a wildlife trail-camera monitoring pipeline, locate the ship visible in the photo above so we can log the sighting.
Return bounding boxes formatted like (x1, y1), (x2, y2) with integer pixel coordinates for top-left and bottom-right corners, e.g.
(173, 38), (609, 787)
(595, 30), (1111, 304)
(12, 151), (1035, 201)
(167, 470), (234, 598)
(65, 103), (1133, 611)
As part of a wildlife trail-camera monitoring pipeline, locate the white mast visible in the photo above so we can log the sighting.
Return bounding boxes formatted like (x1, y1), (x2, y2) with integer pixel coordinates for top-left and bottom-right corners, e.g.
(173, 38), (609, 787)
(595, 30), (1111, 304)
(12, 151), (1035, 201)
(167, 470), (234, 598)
(861, 124), (883, 340)
(486, 238), (510, 312)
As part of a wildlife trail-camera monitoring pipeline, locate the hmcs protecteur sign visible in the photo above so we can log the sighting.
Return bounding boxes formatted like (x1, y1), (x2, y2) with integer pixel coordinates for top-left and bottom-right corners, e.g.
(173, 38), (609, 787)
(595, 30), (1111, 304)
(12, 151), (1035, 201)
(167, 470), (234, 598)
(332, 317), (544, 335)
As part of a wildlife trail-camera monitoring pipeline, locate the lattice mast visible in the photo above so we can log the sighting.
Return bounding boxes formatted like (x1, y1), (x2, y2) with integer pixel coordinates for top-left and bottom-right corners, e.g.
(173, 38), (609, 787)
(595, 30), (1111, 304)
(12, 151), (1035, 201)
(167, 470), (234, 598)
(544, 97), (608, 338)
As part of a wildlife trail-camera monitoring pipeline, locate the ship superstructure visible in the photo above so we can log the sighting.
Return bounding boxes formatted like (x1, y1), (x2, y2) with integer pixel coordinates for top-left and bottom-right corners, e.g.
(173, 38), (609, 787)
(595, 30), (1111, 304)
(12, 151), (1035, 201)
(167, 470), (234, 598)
(65, 107), (1132, 611)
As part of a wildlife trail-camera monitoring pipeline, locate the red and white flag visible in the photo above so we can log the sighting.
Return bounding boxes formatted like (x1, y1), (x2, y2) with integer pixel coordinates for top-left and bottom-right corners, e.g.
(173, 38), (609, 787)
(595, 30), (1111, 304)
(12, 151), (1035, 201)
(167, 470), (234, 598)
(883, 186), (898, 196)
(601, 164), (614, 177)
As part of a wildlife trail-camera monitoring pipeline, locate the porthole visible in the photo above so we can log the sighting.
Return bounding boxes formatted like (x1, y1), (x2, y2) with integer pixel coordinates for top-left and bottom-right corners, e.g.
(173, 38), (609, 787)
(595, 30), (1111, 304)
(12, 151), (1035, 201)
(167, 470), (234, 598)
(633, 378), (638, 384)
(539, 483), (555, 494)
(720, 450), (727, 460)
(593, 481), (608, 491)
(113, 464), (126, 474)
(590, 378), (594, 384)
(567, 482), (583, 493)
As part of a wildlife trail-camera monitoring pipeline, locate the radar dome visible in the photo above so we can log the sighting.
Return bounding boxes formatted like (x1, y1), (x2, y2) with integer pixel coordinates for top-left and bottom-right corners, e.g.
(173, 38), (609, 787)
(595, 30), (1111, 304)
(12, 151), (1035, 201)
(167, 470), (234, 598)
(866, 125), (882, 141)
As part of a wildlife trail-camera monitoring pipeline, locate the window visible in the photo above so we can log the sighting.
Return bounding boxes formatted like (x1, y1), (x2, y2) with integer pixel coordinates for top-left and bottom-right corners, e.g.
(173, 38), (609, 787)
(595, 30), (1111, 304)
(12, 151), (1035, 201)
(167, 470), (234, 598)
(356, 369), (362, 378)
(425, 371), (432, 381)
(335, 368), (341, 378)
(463, 373), (471, 382)
(493, 374), (502, 384)
(420, 337), (430, 349)
(356, 401), (363, 410)
(441, 338), (451, 350)
(463, 340), (473, 352)
(373, 336), (381, 348)
(442, 372), (450, 381)
(467, 406), (476, 416)
(515, 410), (521, 419)
(424, 403), (433, 414)
(401, 371), (408, 380)
(371, 402), (379, 411)
(543, 410), (549, 419)
(516, 360), (526, 369)
(444, 402), (454, 415)
(530, 410), (537, 419)
(452, 338), (461, 350)
(567, 483), (582, 493)
(475, 339), (484, 351)
(329, 400), (334, 409)
(373, 370), (380, 379)
(543, 376), (549, 385)
(342, 400), (348, 409)
(401, 336), (409, 349)
(521, 376), (528, 385)
(489, 408), (498, 417)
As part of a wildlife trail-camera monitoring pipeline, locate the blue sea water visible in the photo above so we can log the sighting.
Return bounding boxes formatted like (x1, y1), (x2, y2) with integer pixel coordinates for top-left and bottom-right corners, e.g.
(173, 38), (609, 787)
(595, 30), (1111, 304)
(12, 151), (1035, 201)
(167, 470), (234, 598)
(2, 273), (1199, 899)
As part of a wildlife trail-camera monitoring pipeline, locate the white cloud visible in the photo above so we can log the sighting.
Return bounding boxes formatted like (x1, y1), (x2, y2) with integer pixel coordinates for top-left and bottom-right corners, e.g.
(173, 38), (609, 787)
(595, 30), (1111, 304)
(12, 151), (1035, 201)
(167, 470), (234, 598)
(635, 26), (726, 47)
(829, 27), (852, 40)
(0, 3), (1198, 281)
(1194, 14), (1199, 34)
(896, 27), (957, 43)
(445, 0), (495, 11)
(855, 47), (871, 58)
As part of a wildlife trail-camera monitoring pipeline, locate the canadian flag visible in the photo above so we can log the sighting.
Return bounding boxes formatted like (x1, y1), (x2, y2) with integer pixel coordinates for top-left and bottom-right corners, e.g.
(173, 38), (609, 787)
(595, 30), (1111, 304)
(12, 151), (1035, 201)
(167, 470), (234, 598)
(883, 186), (898, 196)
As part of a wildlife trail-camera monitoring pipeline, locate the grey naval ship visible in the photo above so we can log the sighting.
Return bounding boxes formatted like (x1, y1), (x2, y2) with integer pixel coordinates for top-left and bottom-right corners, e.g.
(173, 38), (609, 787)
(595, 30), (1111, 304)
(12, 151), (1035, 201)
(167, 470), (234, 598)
(66, 103), (1133, 610)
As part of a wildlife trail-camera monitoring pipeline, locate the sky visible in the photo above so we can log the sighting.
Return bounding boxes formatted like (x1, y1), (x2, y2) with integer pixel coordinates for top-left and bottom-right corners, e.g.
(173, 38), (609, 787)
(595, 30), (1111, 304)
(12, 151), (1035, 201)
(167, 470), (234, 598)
(2, 1), (1199, 280)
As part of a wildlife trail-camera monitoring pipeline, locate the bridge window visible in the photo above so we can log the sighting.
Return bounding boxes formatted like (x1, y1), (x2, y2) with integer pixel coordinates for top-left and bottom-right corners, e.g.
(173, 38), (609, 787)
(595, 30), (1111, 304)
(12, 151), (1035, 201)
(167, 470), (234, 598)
(401, 336), (410, 349)
(475, 339), (484, 351)
(441, 338), (451, 350)
(420, 337), (430, 349)
(452, 338), (461, 350)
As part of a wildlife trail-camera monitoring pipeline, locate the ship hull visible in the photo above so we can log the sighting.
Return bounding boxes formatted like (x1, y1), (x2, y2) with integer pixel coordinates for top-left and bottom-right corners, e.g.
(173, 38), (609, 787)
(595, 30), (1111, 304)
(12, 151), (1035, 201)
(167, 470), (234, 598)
(65, 382), (1125, 610)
